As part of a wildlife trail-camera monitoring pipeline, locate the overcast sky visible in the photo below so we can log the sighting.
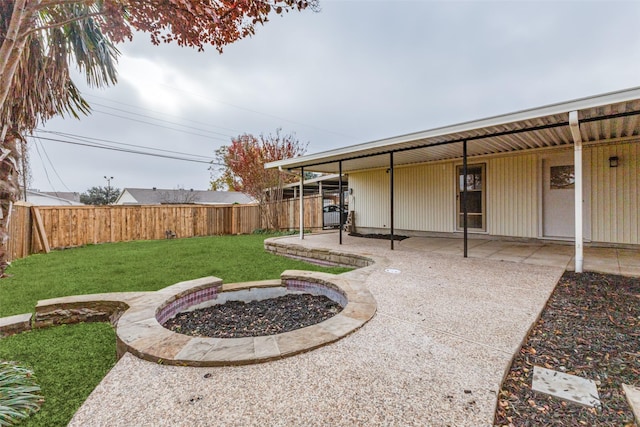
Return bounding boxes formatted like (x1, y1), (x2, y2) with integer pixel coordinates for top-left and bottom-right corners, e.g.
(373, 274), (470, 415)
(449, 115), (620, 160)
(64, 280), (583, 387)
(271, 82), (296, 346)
(29, 0), (640, 194)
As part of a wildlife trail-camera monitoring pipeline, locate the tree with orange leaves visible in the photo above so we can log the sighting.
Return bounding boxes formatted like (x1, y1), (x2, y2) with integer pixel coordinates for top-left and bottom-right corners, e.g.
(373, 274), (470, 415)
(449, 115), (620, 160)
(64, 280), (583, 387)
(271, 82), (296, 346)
(211, 128), (307, 230)
(0, 0), (317, 275)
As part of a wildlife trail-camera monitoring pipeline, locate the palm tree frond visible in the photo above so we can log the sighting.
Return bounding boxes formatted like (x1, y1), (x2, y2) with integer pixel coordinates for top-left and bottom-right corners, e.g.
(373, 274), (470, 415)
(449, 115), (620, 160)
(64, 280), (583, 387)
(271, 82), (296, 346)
(0, 361), (43, 426)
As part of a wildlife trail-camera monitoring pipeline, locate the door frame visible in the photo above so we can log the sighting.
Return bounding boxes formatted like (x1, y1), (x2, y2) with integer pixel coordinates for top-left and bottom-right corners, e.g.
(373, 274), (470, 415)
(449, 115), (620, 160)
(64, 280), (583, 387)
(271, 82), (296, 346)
(538, 150), (591, 240)
(455, 162), (487, 232)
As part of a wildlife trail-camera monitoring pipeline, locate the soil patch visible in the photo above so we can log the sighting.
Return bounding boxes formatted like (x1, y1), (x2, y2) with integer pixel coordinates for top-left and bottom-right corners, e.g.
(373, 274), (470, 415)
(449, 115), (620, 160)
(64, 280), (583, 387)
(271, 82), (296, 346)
(349, 232), (409, 241)
(163, 293), (342, 338)
(495, 271), (640, 426)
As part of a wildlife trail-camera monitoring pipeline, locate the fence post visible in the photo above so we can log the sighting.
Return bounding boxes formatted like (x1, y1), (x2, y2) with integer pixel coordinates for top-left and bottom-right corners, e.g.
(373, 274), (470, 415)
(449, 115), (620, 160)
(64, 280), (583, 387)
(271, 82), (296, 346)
(31, 207), (51, 254)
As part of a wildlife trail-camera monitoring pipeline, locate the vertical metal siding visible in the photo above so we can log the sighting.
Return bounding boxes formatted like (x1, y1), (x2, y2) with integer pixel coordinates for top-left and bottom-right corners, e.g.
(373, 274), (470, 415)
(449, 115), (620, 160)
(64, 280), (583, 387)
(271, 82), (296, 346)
(588, 142), (639, 244)
(350, 143), (638, 243)
(349, 170), (390, 228)
(350, 164), (455, 232)
(395, 163), (455, 232)
(488, 154), (538, 238)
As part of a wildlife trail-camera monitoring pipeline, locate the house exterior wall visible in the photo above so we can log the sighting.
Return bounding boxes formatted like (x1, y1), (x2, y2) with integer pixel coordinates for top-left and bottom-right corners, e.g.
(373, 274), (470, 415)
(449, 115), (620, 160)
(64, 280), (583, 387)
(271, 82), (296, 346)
(349, 169), (390, 229)
(115, 191), (138, 205)
(487, 153), (539, 238)
(25, 192), (83, 206)
(348, 141), (638, 245)
(588, 141), (639, 244)
(395, 163), (455, 232)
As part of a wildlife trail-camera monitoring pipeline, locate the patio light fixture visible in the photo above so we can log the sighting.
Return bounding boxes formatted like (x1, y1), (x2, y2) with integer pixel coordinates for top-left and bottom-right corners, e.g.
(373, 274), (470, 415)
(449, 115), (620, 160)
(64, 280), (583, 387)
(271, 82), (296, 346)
(609, 156), (619, 168)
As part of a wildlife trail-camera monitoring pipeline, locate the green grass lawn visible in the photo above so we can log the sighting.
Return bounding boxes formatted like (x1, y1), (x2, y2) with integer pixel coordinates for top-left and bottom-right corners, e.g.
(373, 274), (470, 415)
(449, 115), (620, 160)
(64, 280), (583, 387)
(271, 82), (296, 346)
(0, 234), (350, 317)
(0, 234), (350, 426)
(0, 323), (116, 427)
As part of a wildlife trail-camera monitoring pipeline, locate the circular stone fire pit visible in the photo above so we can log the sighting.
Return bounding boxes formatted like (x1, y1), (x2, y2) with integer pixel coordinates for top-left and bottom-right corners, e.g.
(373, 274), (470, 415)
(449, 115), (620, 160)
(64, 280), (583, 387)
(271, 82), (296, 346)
(160, 282), (347, 338)
(114, 270), (376, 366)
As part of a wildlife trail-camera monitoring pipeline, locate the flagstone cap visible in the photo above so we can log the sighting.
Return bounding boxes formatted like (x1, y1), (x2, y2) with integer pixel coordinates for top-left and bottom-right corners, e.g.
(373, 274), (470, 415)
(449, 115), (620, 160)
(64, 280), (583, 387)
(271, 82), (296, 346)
(34, 270), (376, 367)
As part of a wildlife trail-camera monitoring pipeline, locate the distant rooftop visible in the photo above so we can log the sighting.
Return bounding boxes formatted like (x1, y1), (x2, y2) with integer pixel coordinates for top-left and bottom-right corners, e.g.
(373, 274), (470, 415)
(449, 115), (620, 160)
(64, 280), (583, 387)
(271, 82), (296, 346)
(37, 191), (81, 203)
(115, 188), (255, 205)
(26, 190), (84, 206)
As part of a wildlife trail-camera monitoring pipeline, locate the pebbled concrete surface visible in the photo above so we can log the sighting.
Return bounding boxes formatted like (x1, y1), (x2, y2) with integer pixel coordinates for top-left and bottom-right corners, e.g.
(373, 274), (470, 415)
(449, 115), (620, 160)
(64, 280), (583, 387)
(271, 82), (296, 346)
(69, 233), (565, 426)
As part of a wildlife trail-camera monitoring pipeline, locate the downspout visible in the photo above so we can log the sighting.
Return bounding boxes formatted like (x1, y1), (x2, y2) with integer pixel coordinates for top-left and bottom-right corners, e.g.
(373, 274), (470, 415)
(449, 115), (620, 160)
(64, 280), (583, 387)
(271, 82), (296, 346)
(569, 111), (583, 273)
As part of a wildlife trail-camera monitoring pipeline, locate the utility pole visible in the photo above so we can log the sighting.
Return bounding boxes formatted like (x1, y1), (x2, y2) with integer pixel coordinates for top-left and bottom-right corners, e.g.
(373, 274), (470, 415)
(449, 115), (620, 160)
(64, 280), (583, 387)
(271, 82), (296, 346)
(104, 176), (114, 204)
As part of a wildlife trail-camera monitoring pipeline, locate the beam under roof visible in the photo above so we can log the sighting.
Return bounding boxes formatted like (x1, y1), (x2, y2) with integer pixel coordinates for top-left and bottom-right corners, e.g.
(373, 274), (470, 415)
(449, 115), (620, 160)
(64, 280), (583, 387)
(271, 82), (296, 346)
(266, 87), (640, 174)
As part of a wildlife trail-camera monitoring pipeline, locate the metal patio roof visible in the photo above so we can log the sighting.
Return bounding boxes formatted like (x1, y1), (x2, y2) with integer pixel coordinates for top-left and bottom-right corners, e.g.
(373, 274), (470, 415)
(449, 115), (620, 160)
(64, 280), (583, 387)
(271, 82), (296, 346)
(266, 87), (640, 174)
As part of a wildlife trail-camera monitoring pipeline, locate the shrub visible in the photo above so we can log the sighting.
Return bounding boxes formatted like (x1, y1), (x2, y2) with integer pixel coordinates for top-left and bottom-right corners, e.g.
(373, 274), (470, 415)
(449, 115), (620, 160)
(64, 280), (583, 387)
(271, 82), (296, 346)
(0, 361), (43, 426)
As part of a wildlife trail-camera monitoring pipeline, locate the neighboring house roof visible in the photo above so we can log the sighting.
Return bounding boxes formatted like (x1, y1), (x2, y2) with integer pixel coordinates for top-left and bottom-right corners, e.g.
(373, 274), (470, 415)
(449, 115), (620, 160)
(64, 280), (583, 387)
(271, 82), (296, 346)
(114, 188), (255, 205)
(26, 190), (84, 206)
(266, 86), (640, 174)
(39, 191), (81, 203)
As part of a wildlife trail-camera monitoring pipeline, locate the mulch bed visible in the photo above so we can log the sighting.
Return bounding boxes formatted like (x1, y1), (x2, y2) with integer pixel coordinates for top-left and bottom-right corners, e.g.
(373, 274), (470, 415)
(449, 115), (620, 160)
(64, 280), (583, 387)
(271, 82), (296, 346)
(348, 232), (409, 241)
(163, 294), (342, 338)
(495, 271), (640, 426)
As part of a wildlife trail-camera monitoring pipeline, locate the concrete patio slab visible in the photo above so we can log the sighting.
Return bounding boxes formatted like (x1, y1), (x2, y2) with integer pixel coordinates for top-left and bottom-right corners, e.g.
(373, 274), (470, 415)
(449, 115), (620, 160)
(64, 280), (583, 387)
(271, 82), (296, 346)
(69, 232), (571, 426)
(621, 266), (640, 277)
(619, 250), (640, 267)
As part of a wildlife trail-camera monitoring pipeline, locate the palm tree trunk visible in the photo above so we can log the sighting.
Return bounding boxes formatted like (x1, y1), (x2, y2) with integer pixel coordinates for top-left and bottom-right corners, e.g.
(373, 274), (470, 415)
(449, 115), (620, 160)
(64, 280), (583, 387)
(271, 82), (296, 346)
(0, 128), (20, 276)
(0, 0), (32, 112)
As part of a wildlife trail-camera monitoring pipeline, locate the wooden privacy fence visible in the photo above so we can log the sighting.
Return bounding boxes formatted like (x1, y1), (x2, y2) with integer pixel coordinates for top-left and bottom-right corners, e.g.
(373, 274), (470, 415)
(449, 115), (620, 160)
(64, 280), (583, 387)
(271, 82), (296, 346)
(6, 195), (323, 262)
(262, 194), (323, 232)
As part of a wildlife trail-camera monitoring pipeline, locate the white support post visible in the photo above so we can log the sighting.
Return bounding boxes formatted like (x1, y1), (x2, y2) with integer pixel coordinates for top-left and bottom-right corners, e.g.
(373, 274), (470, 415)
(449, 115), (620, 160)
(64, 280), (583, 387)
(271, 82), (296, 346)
(569, 111), (583, 273)
(299, 168), (304, 240)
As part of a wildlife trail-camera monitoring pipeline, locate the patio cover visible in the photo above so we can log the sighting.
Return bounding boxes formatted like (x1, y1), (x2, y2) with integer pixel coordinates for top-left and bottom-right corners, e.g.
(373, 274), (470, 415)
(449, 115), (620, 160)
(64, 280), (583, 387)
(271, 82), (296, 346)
(266, 86), (640, 174)
(265, 87), (640, 272)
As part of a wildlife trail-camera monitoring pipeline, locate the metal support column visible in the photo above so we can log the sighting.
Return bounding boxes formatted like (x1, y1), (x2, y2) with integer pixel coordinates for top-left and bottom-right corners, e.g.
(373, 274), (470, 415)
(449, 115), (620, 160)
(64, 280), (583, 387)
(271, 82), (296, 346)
(339, 161), (343, 245)
(463, 140), (468, 258)
(299, 167), (304, 240)
(390, 152), (395, 250)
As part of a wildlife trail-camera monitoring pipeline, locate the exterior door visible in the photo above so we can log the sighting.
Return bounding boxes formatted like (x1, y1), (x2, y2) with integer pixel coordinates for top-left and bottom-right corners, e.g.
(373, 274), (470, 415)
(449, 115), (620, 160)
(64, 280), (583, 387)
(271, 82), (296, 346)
(543, 154), (575, 238)
(456, 164), (486, 231)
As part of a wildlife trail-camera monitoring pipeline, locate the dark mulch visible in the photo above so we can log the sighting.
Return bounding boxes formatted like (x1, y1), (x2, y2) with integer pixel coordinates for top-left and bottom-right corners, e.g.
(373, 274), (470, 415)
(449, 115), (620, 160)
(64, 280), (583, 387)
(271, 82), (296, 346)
(495, 271), (640, 427)
(348, 232), (409, 241)
(163, 294), (342, 338)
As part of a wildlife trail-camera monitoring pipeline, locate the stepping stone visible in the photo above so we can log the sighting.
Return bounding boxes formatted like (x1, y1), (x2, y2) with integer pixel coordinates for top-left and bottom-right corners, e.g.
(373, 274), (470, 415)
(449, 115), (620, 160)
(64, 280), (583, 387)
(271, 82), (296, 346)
(622, 384), (640, 423)
(532, 366), (600, 407)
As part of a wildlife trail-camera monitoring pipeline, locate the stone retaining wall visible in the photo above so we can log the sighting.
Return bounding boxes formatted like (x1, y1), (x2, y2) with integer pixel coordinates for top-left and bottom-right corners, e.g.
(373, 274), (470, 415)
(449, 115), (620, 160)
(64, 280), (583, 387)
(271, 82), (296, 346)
(0, 313), (33, 337)
(264, 240), (373, 268)
(34, 300), (129, 329)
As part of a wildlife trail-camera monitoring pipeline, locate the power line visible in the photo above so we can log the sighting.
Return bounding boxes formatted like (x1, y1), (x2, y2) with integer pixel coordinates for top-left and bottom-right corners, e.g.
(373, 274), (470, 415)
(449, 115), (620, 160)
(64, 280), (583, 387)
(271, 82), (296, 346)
(38, 130), (214, 160)
(32, 137), (58, 192)
(84, 86), (360, 141)
(84, 93), (243, 134)
(154, 81), (361, 141)
(91, 109), (231, 142)
(34, 133), (72, 192)
(89, 102), (235, 139)
(29, 134), (220, 165)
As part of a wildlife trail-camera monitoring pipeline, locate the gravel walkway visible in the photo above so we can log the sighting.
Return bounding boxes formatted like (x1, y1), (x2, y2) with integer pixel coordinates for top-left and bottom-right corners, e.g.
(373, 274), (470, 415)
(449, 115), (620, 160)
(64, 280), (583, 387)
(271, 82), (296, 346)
(69, 233), (564, 426)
